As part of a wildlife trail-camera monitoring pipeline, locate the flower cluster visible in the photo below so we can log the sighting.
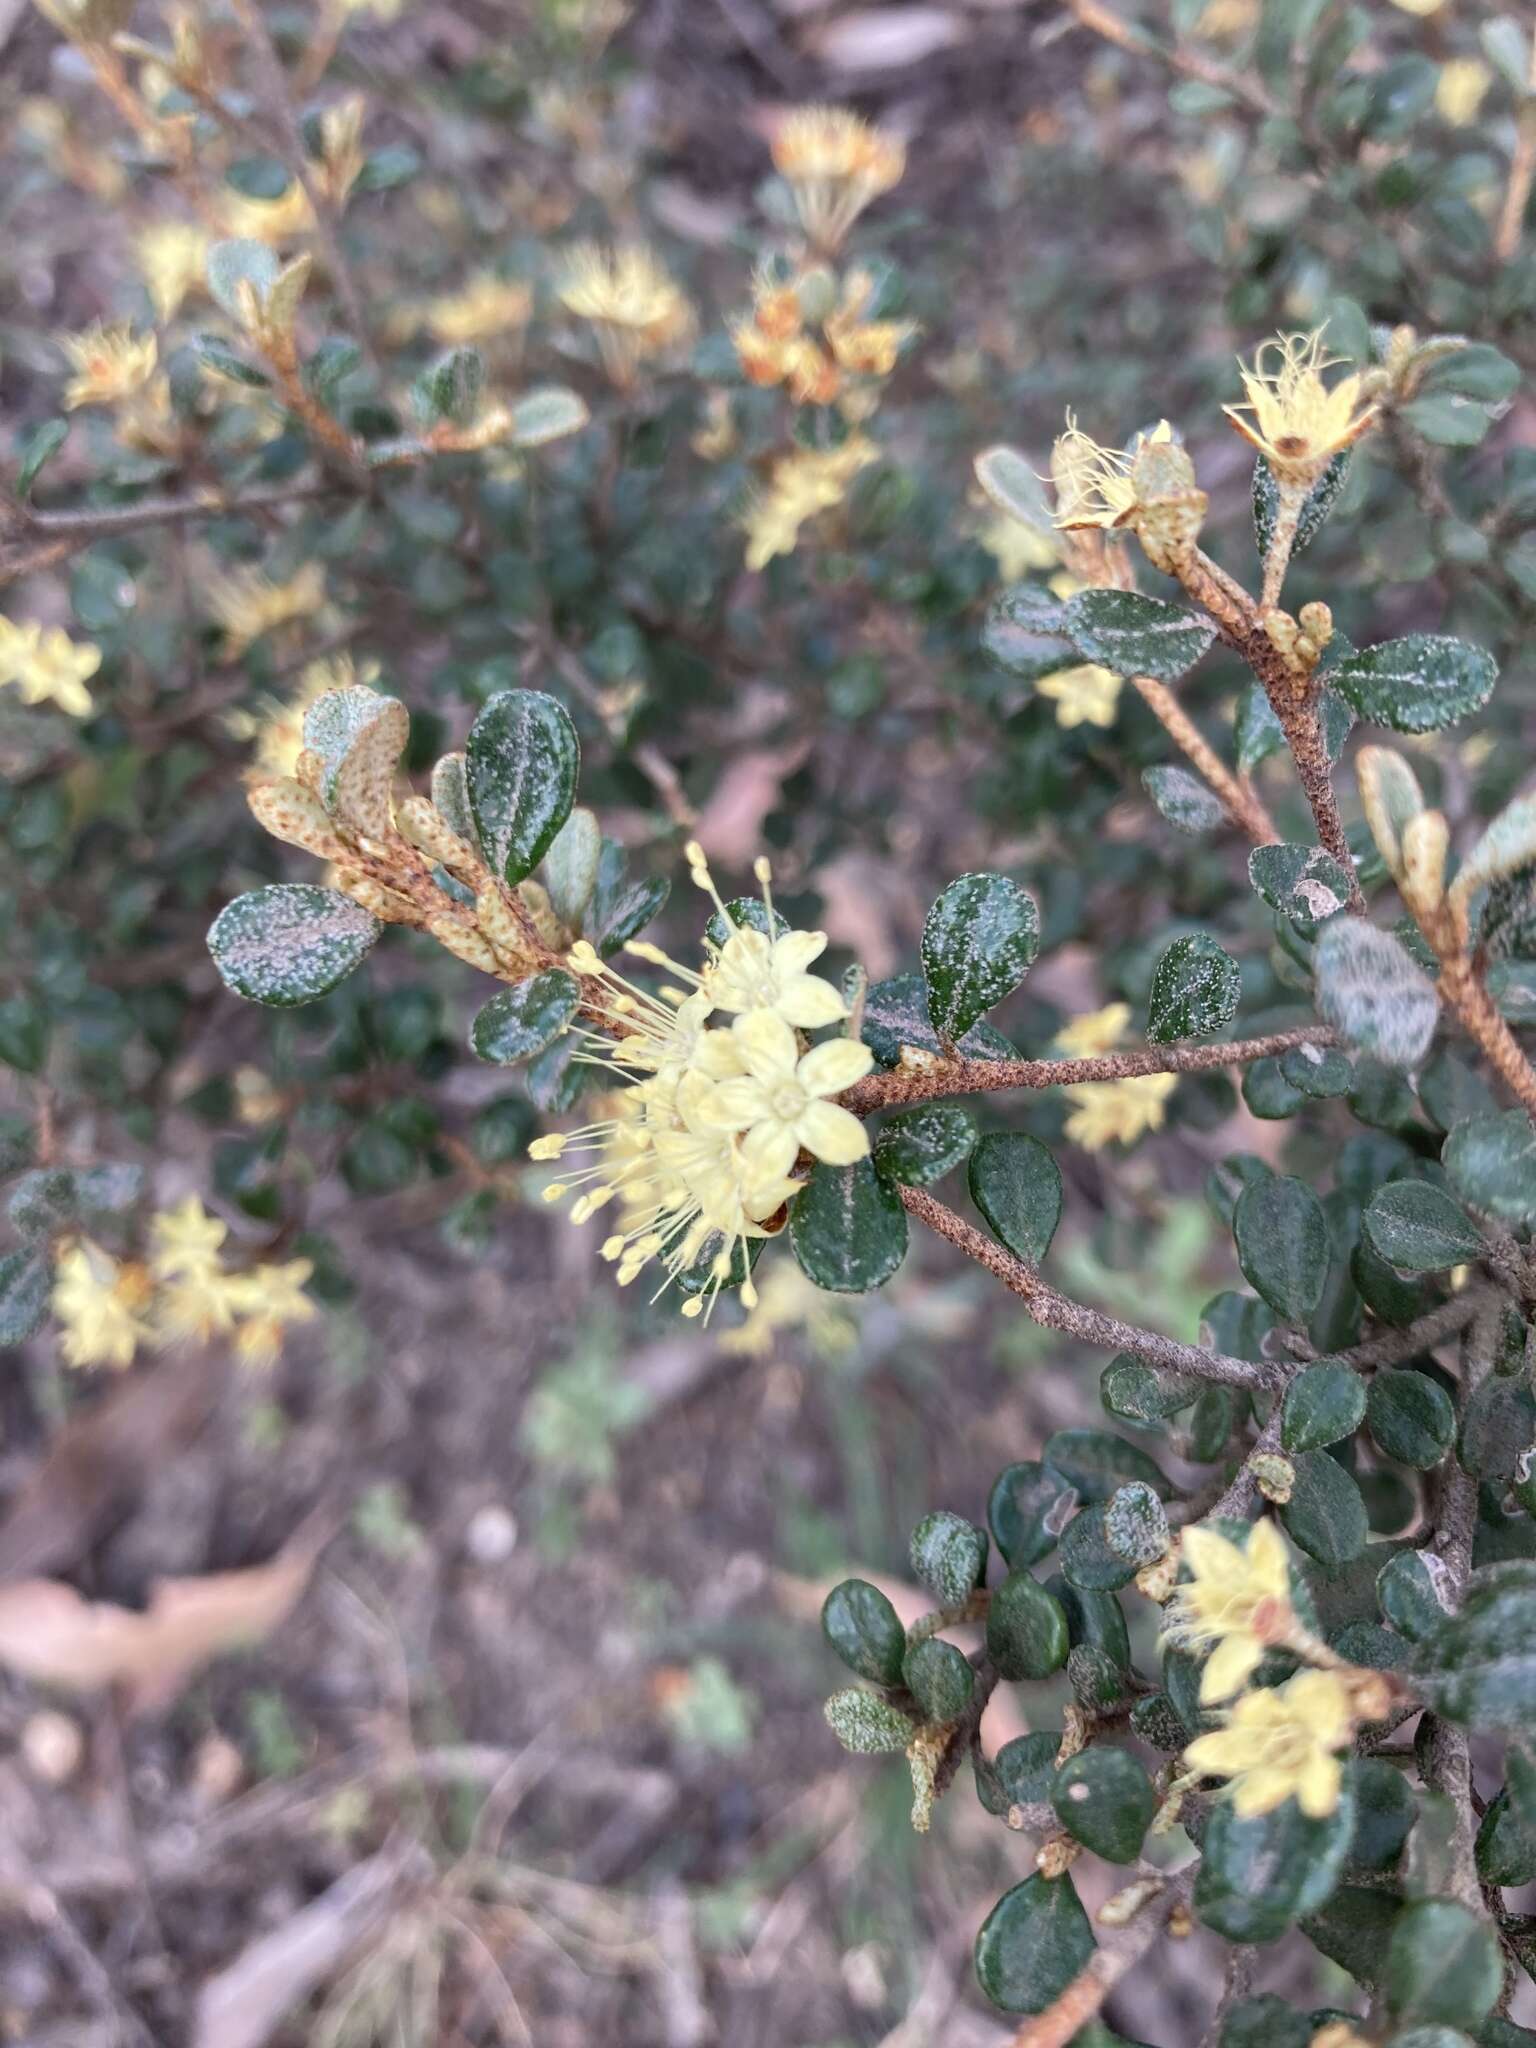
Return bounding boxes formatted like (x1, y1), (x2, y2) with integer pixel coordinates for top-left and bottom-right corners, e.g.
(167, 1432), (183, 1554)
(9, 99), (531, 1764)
(531, 846), (874, 1320)
(742, 437), (878, 571)
(51, 1196), (316, 1371)
(1053, 1006), (1177, 1151)
(556, 242), (693, 388)
(733, 263), (915, 417)
(769, 107), (906, 252)
(1165, 1518), (1393, 1818)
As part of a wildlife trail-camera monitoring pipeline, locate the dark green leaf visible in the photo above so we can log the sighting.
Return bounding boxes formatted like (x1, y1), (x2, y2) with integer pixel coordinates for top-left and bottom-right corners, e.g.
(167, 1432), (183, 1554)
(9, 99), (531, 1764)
(790, 1159), (908, 1293)
(1329, 636), (1498, 734)
(207, 885), (381, 1008)
(468, 970), (579, 1066)
(15, 417), (68, 499)
(1051, 1747), (1154, 1862)
(1457, 1378), (1536, 1483)
(1350, 1756), (1419, 1870)
(467, 689), (580, 884)
(1280, 1450), (1369, 1568)
(909, 1510), (987, 1607)
(1143, 764), (1227, 835)
(974, 1873), (1094, 2014)
(1062, 588), (1217, 682)
(1443, 1113), (1536, 1229)
(1060, 1504), (1138, 1592)
(981, 584), (1076, 682)
(1102, 1356), (1201, 1424)
(1367, 1370), (1455, 1469)
(989, 1461), (1077, 1570)
(858, 972), (1016, 1069)
(1363, 1182), (1483, 1272)
(1235, 1174), (1330, 1322)
(821, 1578), (905, 1685)
(968, 1132), (1062, 1264)
(1146, 933), (1241, 1043)
(1249, 842), (1354, 932)
(0, 996), (48, 1076)
(1377, 1549), (1455, 1643)
(1476, 1789), (1536, 1887)
(1413, 1568), (1536, 1728)
(1103, 1481), (1169, 1566)
(986, 1570), (1070, 1681)
(1045, 1427), (1172, 1502)
(0, 1249), (49, 1345)
(921, 872), (1039, 1044)
(1194, 1777), (1355, 1941)
(1314, 920), (1439, 1069)
(1384, 1899), (1501, 2029)
(902, 1636), (975, 1721)
(1253, 450), (1351, 560)
(1283, 1362), (1366, 1454)
(873, 1104), (977, 1187)
(975, 1730), (1062, 1816)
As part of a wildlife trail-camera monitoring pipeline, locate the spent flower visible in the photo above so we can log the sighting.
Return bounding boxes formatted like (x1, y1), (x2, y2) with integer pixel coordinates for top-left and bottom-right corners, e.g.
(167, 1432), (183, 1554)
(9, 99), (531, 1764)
(1222, 327), (1378, 487)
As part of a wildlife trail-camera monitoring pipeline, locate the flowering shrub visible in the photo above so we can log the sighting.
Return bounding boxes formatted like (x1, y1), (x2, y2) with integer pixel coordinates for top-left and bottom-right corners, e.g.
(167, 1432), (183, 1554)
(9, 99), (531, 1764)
(3, 1), (1536, 2041)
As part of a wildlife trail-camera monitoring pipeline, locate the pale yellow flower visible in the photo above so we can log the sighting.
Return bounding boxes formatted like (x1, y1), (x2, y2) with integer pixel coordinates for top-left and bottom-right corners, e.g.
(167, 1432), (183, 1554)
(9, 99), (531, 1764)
(206, 564), (326, 658)
(696, 1010), (873, 1181)
(1223, 328), (1378, 486)
(148, 1194), (228, 1282)
(980, 512), (1059, 582)
(1062, 1071), (1177, 1150)
(1184, 1667), (1353, 1818)
(1054, 1003), (1131, 1059)
(1163, 1519), (1295, 1704)
(770, 107), (905, 248)
(1436, 58), (1492, 126)
(136, 222), (210, 322)
(52, 1240), (153, 1370)
(156, 1266), (246, 1343)
(743, 437), (877, 571)
(556, 243), (692, 386)
(59, 322), (158, 410)
(705, 928), (848, 1032)
(0, 619), (101, 718)
(425, 273), (534, 348)
(1037, 662), (1122, 730)
(228, 1258), (316, 1368)
(1388, 0), (1444, 13)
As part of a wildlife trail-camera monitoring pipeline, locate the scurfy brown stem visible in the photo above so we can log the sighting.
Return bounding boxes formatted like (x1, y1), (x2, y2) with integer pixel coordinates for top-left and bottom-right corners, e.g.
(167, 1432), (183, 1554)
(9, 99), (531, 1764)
(1129, 675), (1279, 842)
(0, 482), (340, 587)
(841, 1026), (1337, 1117)
(897, 1186), (1280, 1389)
(227, 0), (382, 378)
(1495, 36), (1536, 266)
(1438, 957), (1536, 1121)
(1003, 1864), (1194, 2048)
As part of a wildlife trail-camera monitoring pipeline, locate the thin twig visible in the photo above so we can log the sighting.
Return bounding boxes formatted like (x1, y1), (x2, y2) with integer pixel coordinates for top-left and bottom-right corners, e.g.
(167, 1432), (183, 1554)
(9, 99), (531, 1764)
(1002, 1862), (1194, 2048)
(1061, 0), (1276, 118)
(897, 1185), (1282, 1389)
(227, 0), (382, 377)
(1494, 35), (1536, 266)
(1, 481), (340, 586)
(1130, 674), (1279, 843)
(841, 1026), (1337, 1117)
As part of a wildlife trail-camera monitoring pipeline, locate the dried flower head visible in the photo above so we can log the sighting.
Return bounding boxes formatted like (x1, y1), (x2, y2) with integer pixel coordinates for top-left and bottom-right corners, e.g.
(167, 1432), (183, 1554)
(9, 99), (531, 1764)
(770, 107), (905, 249)
(136, 222), (210, 322)
(59, 322), (158, 410)
(742, 437), (877, 571)
(556, 242), (692, 386)
(426, 273), (534, 349)
(1223, 328), (1378, 486)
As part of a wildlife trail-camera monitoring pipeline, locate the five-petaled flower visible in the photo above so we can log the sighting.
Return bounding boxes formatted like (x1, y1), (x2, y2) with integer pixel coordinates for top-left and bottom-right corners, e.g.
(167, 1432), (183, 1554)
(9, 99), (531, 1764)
(1222, 328), (1378, 488)
(697, 1010), (873, 1181)
(1163, 1517), (1296, 1703)
(1184, 1666), (1353, 1818)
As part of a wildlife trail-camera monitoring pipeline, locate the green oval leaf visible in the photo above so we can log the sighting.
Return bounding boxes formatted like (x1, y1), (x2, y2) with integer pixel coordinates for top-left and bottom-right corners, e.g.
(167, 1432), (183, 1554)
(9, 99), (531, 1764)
(1384, 1899), (1501, 2029)
(1147, 932), (1241, 1043)
(790, 1159), (908, 1293)
(859, 972), (1016, 1068)
(1062, 588), (1217, 682)
(0, 1248), (50, 1345)
(468, 969), (579, 1066)
(1443, 1111), (1536, 1228)
(1194, 1777), (1355, 1942)
(986, 1569), (1070, 1681)
(1280, 1450), (1369, 1567)
(208, 884), (380, 1008)
(1414, 1568), (1536, 1729)
(974, 1873), (1094, 2015)
(902, 1636), (975, 1721)
(1234, 1174), (1330, 1323)
(920, 872), (1039, 1045)
(988, 1461), (1077, 1570)
(1045, 1427), (1172, 1502)
(1329, 635), (1498, 734)
(1051, 1746), (1154, 1863)
(909, 1510), (987, 1607)
(1362, 1182), (1483, 1272)
(967, 1131), (1062, 1265)
(1283, 1361), (1366, 1454)
(1366, 1369), (1455, 1470)
(873, 1104), (977, 1187)
(467, 688), (580, 885)
(1249, 841), (1354, 933)
(821, 1578), (906, 1685)
(1143, 763), (1228, 835)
